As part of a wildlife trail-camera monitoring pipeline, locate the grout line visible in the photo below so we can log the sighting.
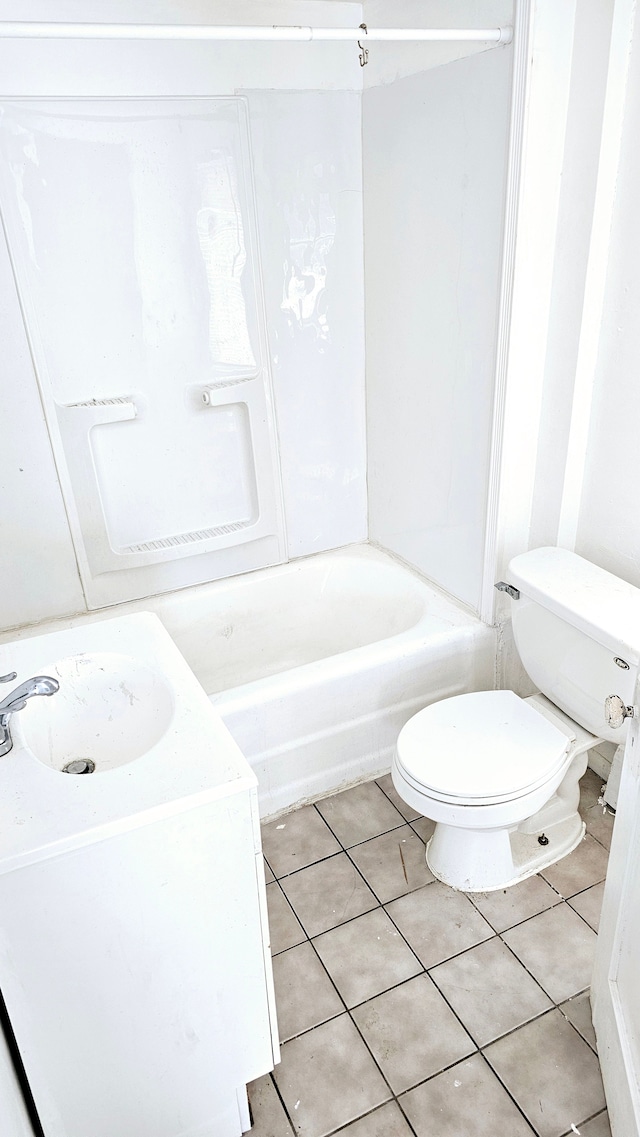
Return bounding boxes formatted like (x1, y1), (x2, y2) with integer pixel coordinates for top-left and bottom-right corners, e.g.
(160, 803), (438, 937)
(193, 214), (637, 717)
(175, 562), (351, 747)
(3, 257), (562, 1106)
(265, 878), (306, 954)
(560, 1022), (598, 1058)
(494, 927), (563, 1006)
(312, 793), (407, 852)
(273, 847), (344, 883)
(263, 853), (276, 882)
(343, 820), (408, 851)
(584, 825), (614, 853)
(394, 1048), (537, 1137)
(558, 1107), (608, 1136)
(473, 1051), (540, 1136)
(481, 1004), (561, 1049)
(566, 876), (606, 898)
(407, 817), (433, 844)
(306, 938), (349, 1013)
(342, 840), (435, 907)
(327, 1102), (422, 1137)
(465, 893), (565, 934)
(270, 1071), (297, 1137)
(343, 1005), (407, 1119)
(374, 776), (423, 827)
(565, 900), (601, 936)
(324, 965), (427, 1017)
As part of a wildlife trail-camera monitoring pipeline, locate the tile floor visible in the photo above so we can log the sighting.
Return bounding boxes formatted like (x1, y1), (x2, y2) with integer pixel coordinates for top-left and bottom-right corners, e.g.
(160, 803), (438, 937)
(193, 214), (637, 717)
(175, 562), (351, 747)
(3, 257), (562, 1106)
(249, 768), (614, 1137)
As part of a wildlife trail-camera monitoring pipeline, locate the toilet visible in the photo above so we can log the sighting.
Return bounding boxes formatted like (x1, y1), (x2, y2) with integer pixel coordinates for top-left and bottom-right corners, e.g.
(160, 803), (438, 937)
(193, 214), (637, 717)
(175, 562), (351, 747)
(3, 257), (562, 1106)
(392, 546), (640, 892)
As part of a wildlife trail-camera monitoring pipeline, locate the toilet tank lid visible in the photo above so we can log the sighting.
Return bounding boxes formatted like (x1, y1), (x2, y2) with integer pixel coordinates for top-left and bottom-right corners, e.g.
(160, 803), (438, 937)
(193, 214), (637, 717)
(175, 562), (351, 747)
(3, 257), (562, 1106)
(508, 547), (640, 666)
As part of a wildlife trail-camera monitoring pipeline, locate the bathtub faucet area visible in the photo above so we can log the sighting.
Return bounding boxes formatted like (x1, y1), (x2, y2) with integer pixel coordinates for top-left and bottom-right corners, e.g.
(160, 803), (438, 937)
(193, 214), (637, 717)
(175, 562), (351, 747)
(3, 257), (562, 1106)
(0, 672), (60, 756)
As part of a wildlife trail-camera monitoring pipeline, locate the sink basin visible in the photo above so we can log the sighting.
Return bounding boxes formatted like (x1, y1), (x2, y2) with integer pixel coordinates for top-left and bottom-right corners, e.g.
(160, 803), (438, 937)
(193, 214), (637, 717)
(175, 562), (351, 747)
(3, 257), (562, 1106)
(0, 612), (255, 875)
(19, 652), (175, 774)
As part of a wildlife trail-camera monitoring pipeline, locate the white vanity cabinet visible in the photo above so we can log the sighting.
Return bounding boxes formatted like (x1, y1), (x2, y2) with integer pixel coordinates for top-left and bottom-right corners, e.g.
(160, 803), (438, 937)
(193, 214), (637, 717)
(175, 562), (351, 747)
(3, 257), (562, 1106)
(0, 789), (277, 1137)
(0, 614), (279, 1137)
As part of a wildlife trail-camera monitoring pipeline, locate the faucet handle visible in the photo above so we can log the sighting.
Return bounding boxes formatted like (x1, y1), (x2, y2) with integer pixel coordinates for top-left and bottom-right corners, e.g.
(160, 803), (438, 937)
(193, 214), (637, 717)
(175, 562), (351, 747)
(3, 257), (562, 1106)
(0, 672), (17, 684)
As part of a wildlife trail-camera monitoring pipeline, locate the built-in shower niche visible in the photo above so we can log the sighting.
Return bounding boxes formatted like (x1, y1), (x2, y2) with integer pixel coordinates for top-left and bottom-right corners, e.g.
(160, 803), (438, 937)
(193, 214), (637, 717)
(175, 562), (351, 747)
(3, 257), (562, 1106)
(0, 98), (285, 606)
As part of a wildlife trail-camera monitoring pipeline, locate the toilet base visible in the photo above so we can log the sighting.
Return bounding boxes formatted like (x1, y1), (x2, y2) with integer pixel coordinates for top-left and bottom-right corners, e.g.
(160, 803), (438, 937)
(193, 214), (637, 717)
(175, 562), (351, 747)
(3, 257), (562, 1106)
(426, 810), (585, 892)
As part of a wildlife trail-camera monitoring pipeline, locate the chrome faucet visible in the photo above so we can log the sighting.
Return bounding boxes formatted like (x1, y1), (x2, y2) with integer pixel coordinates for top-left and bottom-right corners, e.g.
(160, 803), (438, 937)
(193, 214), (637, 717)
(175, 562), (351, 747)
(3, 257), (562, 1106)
(0, 672), (60, 756)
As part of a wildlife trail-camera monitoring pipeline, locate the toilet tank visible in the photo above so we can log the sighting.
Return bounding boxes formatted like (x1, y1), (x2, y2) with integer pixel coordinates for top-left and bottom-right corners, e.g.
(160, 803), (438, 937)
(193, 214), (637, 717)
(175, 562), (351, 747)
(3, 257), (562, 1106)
(507, 547), (640, 742)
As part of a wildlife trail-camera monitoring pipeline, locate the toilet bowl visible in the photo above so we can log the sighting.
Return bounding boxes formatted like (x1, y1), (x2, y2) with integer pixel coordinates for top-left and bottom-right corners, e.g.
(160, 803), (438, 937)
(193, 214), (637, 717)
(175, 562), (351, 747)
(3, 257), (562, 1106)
(392, 689), (598, 891)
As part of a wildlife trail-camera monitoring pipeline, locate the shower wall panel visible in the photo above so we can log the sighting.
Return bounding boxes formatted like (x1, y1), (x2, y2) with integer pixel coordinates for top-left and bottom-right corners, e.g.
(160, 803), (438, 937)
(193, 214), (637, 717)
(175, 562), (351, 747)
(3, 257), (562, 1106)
(0, 98), (286, 607)
(247, 90), (366, 558)
(364, 47), (512, 611)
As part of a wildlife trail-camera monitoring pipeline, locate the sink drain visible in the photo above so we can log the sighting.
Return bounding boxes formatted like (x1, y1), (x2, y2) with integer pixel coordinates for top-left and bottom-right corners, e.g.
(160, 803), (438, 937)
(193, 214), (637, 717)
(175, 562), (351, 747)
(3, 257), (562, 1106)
(62, 759), (96, 775)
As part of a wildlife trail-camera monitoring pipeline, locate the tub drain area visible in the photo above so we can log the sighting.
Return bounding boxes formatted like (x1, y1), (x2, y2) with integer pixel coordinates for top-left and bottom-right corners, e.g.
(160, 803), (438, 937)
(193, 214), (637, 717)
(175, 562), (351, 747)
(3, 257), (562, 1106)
(62, 759), (96, 775)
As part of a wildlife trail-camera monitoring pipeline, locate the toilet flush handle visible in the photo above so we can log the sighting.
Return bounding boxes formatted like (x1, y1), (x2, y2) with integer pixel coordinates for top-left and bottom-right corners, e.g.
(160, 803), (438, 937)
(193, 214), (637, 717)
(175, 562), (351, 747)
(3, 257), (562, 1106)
(494, 581), (520, 600)
(605, 694), (635, 730)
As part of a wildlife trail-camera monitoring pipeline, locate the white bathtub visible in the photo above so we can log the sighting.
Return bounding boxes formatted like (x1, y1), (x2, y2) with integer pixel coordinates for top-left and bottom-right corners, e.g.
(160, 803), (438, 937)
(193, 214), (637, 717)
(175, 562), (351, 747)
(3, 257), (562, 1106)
(149, 545), (496, 816)
(2, 545), (496, 819)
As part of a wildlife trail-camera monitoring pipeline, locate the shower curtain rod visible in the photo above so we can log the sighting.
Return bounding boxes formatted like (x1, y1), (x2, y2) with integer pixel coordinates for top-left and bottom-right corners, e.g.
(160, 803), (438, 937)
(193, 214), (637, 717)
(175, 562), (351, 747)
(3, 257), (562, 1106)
(0, 23), (513, 44)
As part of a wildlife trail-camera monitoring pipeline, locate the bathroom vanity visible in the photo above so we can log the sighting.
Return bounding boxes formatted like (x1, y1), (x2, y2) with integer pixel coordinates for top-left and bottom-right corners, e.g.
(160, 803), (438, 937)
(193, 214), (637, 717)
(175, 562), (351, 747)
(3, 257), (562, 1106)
(0, 614), (278, 1137)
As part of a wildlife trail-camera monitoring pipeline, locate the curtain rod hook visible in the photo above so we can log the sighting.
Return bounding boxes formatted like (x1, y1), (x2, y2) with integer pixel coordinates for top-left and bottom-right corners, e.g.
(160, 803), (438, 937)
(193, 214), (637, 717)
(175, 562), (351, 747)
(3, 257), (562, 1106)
(357, 22), (368, 67)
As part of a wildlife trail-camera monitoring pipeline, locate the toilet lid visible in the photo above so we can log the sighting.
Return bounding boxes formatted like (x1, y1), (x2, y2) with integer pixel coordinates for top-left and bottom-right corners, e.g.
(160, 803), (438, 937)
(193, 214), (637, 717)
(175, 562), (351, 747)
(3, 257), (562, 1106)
(396, 690), (572, 804)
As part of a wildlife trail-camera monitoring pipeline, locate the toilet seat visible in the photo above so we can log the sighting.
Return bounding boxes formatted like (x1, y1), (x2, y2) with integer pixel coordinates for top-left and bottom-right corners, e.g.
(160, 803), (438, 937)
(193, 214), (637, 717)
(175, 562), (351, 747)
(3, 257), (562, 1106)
(395, 690), (573, 806)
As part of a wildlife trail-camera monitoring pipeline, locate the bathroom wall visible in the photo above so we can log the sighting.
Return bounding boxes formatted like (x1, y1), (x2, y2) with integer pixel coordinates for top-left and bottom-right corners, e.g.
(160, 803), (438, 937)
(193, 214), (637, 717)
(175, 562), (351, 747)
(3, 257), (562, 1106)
(490, 0), (640, 605)
(0, 0), (366, 628)
(572, 6), (640, 587)
(526, 0), (615, 551)
(364, 39), (512, 612)
(363, 0), (513, 87)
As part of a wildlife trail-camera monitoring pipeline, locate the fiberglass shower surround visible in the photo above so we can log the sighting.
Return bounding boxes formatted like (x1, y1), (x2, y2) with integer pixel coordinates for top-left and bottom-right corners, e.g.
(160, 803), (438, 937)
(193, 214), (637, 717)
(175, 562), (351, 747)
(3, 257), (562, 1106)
(0, 10), (513, 627)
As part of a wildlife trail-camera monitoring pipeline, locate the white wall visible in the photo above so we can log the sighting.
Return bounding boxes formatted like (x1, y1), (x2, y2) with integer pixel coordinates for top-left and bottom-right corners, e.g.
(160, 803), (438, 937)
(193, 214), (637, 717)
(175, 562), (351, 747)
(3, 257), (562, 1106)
(0, 0), (366, 630)
(363, 0), (513, 87)
(492, 0), (633, 590)
(574, 4), (640, 586)
(364, 44), (512, 611)
(528, 0), (615, 549)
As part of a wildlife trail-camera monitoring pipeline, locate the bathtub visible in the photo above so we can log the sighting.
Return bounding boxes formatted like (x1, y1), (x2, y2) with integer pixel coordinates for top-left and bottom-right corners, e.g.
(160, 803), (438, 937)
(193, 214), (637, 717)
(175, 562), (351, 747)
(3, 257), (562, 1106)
(1, 545), (496, 819)
(149, 545), (496, 816)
